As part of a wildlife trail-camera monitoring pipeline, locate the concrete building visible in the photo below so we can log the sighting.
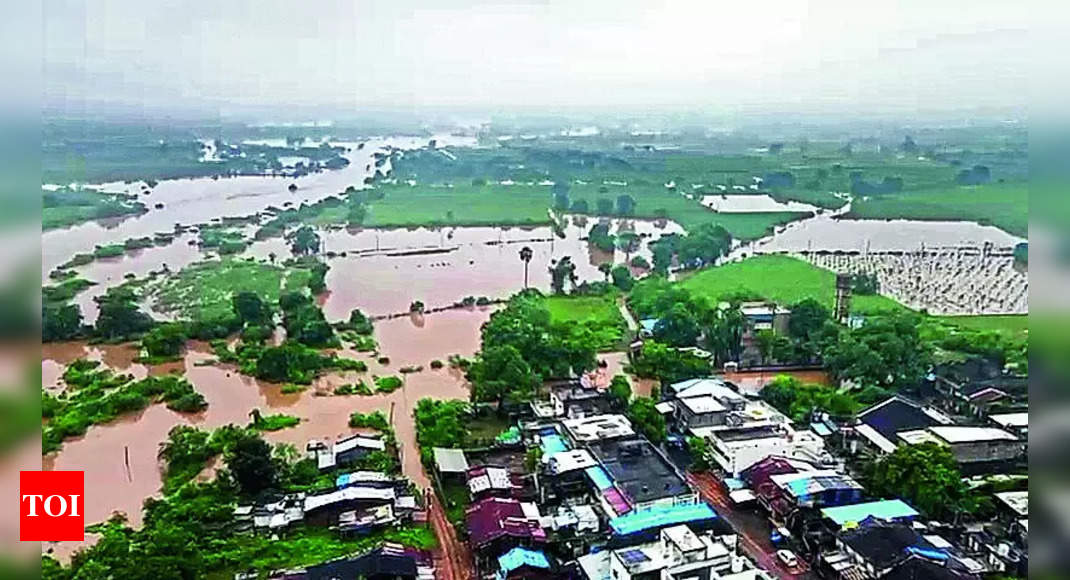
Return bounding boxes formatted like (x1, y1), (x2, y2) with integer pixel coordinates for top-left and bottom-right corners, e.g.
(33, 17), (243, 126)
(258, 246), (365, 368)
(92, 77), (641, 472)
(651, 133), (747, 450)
(896, 426), (1023, 472)
(578, 524), (771, 580)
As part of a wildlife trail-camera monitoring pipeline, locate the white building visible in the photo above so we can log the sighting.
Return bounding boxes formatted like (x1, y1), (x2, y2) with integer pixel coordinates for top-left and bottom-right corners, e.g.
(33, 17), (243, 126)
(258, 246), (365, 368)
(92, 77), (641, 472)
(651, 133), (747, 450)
(578, 525), (770, 580)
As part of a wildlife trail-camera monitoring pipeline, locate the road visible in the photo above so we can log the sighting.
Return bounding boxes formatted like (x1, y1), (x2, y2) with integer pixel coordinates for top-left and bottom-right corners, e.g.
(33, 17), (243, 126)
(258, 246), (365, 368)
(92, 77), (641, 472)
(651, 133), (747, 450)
(687, 473), (816, 580)
(428, 493), (475, 580)
(617, 296), (638, 333)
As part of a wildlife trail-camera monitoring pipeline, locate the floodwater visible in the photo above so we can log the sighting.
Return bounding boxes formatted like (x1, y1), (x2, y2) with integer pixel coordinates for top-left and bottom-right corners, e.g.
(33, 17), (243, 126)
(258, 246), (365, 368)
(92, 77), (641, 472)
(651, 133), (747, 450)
(42, 307), (491, 561)
(58, 215), (682, 323)
(42, 135), (475, 275)
(751, 213), (1025, 253)
(700, 194), (819, 213)
(318, 216), (683, 317)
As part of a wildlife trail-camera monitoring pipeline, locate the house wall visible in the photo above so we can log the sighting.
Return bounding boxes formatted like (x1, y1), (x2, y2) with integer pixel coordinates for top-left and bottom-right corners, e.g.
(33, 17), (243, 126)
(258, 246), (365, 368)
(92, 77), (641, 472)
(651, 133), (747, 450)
(950, 440), (1024, 464)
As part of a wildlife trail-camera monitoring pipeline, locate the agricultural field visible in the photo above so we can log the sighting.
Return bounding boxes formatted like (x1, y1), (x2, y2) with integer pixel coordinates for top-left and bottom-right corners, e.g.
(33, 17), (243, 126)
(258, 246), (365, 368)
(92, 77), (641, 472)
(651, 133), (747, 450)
(145, 258), (310, 322)
(846, 182), (1028, 238)
(363, 183), (553, 228)
(937, 314), (1028, 339)
(43, 187), (147, 230)
(543, 293), (628, 351)
(678, 254), (904, 314)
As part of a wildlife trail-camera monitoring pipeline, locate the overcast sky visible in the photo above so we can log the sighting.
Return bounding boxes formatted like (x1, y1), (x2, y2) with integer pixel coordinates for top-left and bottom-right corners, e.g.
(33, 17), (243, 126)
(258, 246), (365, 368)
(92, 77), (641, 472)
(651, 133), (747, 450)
(43, 0), (1031, 120)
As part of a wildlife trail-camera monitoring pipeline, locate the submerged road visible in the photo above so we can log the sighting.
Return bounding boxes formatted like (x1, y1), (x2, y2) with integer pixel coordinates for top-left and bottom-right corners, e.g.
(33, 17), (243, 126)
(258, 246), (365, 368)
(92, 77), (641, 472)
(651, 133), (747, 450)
(687, 472), (816, 580)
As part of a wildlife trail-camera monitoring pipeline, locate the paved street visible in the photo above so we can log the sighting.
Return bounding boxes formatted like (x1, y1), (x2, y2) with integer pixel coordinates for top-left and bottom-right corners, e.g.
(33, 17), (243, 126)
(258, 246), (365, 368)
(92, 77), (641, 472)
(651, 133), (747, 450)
(687, 472), (817, 580)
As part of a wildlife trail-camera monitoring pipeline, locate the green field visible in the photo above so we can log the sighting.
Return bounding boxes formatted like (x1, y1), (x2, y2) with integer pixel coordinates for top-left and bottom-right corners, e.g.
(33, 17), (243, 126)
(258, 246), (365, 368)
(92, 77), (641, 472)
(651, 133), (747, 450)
(845, 182), (1027, 237)
(360, 182), (810, 240)
(43, 188), (147, 230)
(146, 258), (305, 322)
(544, 293), (628, 351)
(679, 254), (903, 314)
(364, 183), (553, 228)
(937, 314), (1028, 338)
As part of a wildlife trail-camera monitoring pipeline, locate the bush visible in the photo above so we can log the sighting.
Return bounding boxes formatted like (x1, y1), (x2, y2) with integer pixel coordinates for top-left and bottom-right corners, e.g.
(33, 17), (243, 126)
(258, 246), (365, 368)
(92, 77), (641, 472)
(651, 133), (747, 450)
(251, 413), (301, 431)
(375, 376), (403, 392)
(430, 359), (444, 369)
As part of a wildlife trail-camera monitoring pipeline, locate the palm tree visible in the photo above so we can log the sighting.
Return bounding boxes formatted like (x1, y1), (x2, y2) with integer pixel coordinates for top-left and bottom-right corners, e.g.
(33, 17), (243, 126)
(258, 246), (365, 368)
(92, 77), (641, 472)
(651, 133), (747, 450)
(519, 246), (533, 288)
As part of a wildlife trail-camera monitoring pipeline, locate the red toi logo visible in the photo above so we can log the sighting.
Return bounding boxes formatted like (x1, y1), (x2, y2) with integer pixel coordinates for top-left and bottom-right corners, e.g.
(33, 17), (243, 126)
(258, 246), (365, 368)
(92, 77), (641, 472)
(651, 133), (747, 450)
(20, 471), (84, 541)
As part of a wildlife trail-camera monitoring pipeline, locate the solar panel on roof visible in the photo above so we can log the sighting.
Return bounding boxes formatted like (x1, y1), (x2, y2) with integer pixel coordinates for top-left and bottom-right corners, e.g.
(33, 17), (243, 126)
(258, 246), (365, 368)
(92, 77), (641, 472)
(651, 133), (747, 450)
(619, 550), (649, 564)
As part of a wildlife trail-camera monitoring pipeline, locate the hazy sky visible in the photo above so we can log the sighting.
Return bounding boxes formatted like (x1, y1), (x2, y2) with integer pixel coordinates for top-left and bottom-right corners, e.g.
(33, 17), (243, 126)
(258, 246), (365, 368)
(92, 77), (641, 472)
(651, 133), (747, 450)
(43, 0), (1030, 119)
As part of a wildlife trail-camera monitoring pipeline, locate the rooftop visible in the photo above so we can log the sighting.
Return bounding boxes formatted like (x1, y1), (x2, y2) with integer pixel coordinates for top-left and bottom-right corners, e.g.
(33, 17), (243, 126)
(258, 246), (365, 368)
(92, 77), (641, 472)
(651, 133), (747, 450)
(989, 412), (1028, 429)
(669, 378), (744, 405)
(334, 434), (387, 454)
(693, 424), (784, 443)
(546, 449), (597, 474)
(467, 466), (515, 494)
(995, 490), (1028, 517)
(590, 438), (690, 505)
(680, 395), (728, 414)
(336, 471), (392, 488)
(821, 500), (919, 528)
(841, 522), (939, 570)
(928, 425), (1018, 443)
(433, 448), (470, 473)
(770, 471), (863, 499)
(662, 524), (705, 552)
(562, 414), (635, 442)
(304, 486), (396, 513)
(610, 502), (719, 536)
(497, 547), (550, 574)
(858, 396), (952, 441)
(466, 497), (546, 548)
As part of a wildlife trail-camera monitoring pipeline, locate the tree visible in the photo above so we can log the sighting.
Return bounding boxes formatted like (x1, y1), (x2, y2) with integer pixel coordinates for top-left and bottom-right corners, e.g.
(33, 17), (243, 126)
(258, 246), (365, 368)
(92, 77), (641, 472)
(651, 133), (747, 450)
(760, 375), (860, 422)
(628, 397), (667, 443)
(707, 306), (744, 365)
(598, 262), (613, 282)
(609, 265), (633, 291)
(822, 312), (931, 391)
(616, 194), (636, 216)
(654, 303), (701, 347)
(549, 257), (578, 294)
(607, 375), (632, 410)
(687, 436), (711, 471)
(468, 344), (541, 407)
(552, 180), (570, 210)
(224, 430), (278, 497)
(588, 223), (615, 252)
(630, 341), (710, 384)
(519, 246), (533, 289)
(867, 442), (977, 520)
(288, 225), (321, 256)
(232, 291), (270, 326)
(596, 197), (614, 214)
(409, 300), (425, 314)
(42, 303), (83, 342)
(142, 323), (188, 359)
(95, 287), (154, 340)
(787, 298), (829, 340)
(755, 329), (777, 365)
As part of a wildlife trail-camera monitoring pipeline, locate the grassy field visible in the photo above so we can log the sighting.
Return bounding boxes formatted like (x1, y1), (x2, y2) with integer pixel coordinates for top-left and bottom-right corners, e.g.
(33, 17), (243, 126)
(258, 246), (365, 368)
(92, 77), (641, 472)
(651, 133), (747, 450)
(43, 188), (147, 230)
(845, 182), (1027, 238)
(364, 183), (553, 228)
(146, 258), (300, 321)
(937, 314), (1028, 338)
(679, 254), (903, 314)
(544, 293), (629, 351)
(362, 181), (810, 240)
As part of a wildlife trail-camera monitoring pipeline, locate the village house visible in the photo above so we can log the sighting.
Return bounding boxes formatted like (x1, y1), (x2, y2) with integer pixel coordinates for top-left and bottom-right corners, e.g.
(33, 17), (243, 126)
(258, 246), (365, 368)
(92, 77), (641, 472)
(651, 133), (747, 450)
(895, 426), (1023, 474)
(849, 396), (954, 456)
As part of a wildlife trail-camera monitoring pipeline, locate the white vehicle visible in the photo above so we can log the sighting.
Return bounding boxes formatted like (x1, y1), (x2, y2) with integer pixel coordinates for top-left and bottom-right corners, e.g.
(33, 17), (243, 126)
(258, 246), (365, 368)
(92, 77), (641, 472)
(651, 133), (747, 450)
(776, 549), (799, 568)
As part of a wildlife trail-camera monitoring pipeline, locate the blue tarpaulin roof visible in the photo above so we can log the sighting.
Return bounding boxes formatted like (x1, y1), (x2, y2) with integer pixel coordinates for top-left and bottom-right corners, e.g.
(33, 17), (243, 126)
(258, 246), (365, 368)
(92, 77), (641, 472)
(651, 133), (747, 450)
(610, 502), (717, 536)
(585, 466), (614, 490)
(821, 499), (919, 527)
(541, 434), (569, 455)
(498, 547), (550, 573)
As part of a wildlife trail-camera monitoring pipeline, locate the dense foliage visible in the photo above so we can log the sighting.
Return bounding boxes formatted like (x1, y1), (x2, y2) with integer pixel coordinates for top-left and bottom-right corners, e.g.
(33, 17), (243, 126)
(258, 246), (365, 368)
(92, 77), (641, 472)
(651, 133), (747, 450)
(865, 442), (979, 520)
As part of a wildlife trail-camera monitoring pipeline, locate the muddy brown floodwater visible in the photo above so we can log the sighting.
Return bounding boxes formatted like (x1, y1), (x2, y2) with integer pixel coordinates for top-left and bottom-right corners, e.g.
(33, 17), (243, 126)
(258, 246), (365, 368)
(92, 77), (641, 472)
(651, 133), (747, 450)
(42, 307), (493, 561)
